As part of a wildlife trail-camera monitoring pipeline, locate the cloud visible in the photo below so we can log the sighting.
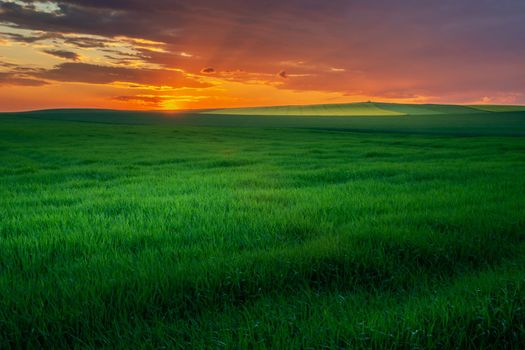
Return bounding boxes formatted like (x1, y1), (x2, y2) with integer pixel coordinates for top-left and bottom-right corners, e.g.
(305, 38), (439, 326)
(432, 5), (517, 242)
(0, 31), (60, 43)
(0, 1), (177, 41)
(278, 70), (287, 79)
(114, 93), (208, 108)
(0, 61), (18, 68)
(0, 30), (114, 49)
(0, 72), (48, 86)
(43, 49), (80, 60)
(35, 62), (212, 88)
(63, 36), (111, 48)
(114, 94), (164, 106)
(200, 67), (215, 74)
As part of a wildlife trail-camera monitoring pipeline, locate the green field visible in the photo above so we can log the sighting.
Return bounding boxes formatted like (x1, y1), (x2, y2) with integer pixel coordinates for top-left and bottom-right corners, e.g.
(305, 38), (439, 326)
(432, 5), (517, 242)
(203, 101), (497, 116)
(8, 104), (525, 136)
(469, 105), (525, 113)
(1, 105), (525, 348)
(202, 102), (404, 116)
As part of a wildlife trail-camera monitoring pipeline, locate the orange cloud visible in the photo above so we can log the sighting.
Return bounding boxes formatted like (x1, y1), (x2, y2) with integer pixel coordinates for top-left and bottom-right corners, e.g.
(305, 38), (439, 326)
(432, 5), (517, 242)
(43, 49), (80, 61)
(36, 63), (211, 89)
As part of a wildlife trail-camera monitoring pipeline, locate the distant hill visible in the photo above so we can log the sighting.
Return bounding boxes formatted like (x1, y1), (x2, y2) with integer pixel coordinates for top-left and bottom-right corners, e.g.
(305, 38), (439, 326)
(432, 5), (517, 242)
(2, 103), (525, 136)
(202, 102), (525, 116)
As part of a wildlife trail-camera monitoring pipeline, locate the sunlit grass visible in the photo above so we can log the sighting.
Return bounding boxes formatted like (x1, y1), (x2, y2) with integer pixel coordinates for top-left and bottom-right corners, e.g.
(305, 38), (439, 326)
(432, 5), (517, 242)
(202, 102), (403, 116)
(202, 102), (503, 116)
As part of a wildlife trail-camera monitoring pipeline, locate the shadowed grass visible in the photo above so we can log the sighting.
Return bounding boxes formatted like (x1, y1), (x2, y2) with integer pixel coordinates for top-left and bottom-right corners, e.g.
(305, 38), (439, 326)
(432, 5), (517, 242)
(469, 105), (525, 112)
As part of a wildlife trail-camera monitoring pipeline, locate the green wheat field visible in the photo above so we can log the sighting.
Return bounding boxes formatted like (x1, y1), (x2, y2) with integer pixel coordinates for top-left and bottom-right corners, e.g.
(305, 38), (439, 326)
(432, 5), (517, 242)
(1, 103), (525, 348)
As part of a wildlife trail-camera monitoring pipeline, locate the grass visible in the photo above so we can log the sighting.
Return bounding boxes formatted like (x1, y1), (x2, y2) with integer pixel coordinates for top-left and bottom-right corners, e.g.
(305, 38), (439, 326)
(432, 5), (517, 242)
(202, 102), (404, 116)
(375, 102), (485, 115)
(203, 102), (493, 116)
(1, 107), (525, 348)
(469, 105), (525, 113)
(7, 106), (525, 136)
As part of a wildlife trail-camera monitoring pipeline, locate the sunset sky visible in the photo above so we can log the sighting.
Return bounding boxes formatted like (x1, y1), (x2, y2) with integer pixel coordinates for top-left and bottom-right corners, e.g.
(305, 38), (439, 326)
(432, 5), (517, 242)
(1, 0), (524, 111)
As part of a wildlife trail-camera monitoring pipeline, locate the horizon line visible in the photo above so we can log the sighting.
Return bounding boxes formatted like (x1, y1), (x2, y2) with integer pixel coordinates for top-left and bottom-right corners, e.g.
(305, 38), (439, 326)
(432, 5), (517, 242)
(2, 101), (525, 114)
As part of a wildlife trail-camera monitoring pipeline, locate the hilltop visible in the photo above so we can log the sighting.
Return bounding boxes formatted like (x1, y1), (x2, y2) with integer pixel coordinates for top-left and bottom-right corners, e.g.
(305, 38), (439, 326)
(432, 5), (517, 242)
(202, 102), (525, 116)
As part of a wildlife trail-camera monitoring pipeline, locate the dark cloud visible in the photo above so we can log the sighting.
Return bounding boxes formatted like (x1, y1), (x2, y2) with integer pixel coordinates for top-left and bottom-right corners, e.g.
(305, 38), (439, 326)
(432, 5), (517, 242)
(0, 31), (112, 50)
(0, 61), (18, 68)
(35, 62), (211, 88)
(63, 36), (111, 48)
(43, 49), (80, 61)
(114, 95), (164, 106)
(102, 56), (136, 66)
(0, 72), (48, 86)
(200, 67), (215, 74)
(0, 1), (177, 41)
(0, 31), (60, 43)
(278, 70), (287, 79)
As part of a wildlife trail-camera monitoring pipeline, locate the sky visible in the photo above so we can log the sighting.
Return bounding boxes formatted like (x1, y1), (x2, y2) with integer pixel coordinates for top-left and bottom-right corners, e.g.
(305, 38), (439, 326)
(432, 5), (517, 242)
(0, 0), (524, 111)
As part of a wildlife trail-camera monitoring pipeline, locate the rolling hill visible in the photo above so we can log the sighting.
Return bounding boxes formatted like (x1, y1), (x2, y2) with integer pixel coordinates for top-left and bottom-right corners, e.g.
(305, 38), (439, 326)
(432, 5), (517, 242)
(2, 102), (525, 136)
(201, 102), (509, 116)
